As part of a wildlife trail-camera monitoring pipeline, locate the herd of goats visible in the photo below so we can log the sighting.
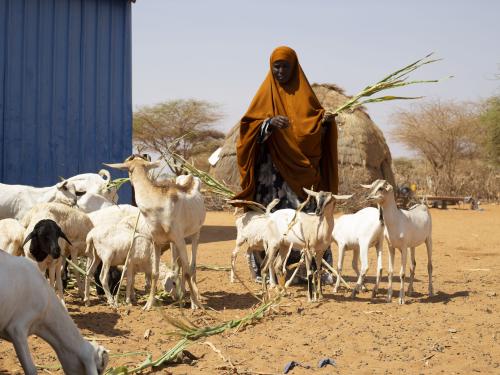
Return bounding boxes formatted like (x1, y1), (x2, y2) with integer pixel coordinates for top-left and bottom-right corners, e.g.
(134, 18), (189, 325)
(0, 154), (434, 374)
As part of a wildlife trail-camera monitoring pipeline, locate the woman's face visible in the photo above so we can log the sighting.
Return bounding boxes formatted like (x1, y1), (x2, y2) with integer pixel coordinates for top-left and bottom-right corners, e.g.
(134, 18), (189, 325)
(272, 60), (292, 84)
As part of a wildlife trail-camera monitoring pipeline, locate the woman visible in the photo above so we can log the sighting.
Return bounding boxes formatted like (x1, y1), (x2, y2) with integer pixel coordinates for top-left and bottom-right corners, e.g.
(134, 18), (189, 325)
(235, 46), (338, 281)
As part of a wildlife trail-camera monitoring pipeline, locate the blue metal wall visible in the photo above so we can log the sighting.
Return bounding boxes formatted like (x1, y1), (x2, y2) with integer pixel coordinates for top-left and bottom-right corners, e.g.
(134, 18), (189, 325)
(0, 0), (132, 200)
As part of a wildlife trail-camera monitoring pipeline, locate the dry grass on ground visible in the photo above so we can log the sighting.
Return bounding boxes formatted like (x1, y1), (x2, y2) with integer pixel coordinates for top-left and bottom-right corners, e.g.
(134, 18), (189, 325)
(1, 205), (499, 374)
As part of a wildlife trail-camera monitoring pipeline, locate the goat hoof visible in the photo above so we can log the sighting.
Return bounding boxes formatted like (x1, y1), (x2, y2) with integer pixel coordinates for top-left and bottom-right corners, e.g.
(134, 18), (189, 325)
(386, 296), (392, 303)
(398, 298), (405, 305)
(350, 290), (358, 299)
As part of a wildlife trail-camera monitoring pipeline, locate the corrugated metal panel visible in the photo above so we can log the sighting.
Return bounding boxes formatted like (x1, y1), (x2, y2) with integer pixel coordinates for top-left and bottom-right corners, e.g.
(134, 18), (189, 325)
(0, 0), (132, 201)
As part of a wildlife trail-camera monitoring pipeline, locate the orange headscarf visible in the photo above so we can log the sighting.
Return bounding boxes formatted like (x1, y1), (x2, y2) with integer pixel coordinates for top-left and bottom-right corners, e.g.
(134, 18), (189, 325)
(235, 46), (338, 201)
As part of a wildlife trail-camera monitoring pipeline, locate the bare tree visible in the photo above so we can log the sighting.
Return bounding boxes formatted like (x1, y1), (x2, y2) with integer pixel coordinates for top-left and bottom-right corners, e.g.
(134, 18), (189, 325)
(133, 99), (225, 175)
(391, 101), (482, 195)
(479, 96), (500, 167)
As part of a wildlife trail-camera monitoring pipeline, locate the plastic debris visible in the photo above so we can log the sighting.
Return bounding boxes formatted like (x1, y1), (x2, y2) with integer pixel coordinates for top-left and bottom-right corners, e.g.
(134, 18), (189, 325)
(318, 358), (336, 368)
(283, 361), (311, 374)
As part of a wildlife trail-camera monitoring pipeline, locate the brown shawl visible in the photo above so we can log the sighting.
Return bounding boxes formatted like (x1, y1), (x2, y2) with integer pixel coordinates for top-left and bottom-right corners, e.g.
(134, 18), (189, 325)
(235, 46), (338, 201)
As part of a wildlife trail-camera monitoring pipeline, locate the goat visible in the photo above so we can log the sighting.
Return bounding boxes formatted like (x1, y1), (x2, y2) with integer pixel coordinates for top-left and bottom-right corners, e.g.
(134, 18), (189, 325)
(76, 191), (115, 213)
(0, 180), (78, 220)
(229, 199), (282, 296)
(22, 219), (73, 304)
(0, 251), (108, 375)
(331, 207), (384, 298)
(105, 155), (206, 309)
(269, 189), (352, 302)
(22, 203), (94, 300)
(84, 214), (158, 309)
(88, 204), (141, 296)
(0, 218), (26, 255)
(363, 179), (433, 304)
(65, 169), (118, 203)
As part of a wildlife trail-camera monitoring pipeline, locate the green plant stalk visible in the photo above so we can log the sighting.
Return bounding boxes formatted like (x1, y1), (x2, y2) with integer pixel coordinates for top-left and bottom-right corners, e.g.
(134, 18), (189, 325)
(325, 53), (450, 116)
(104, 297), (280, 374)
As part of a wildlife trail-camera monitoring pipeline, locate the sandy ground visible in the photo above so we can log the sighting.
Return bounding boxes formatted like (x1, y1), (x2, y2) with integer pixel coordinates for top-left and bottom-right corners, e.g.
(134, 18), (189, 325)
(1, 205), (499, 374)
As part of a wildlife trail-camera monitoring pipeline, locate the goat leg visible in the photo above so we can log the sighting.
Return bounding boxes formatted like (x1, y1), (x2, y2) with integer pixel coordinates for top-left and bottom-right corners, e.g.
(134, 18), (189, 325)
(8, 327), (37, 375)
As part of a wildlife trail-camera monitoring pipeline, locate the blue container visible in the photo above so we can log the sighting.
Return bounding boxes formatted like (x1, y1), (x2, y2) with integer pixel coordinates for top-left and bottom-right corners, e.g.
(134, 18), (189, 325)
(0, 0), (132, 201)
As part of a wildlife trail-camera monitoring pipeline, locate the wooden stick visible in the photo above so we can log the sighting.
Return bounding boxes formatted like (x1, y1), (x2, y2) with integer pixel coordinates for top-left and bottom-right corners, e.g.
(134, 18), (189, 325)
(322, 259), (350, 289)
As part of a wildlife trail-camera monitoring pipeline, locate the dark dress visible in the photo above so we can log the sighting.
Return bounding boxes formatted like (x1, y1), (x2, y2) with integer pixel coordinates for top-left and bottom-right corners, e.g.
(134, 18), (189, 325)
(249, 120), (333, 280)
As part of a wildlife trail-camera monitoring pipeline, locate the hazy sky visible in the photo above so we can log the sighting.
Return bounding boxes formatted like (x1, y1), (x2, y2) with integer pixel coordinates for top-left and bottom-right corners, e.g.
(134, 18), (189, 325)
(131, 0), (500, 157)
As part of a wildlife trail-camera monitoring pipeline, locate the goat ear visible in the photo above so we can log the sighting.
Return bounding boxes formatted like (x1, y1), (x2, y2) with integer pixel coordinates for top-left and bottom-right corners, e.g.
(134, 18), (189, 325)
(145, 160), (161, 170)
(58, 229), (72, 246)
(23, 231), (36, 247)
(332, 194), (353, 200)
(303, 187), (318, 197)
(103, 162), (129, 171)
(56, 180), (68, 189)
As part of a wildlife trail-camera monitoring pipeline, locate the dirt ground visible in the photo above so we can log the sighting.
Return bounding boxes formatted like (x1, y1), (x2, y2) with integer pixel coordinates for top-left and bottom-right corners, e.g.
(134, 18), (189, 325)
(1, 205), (499, 374)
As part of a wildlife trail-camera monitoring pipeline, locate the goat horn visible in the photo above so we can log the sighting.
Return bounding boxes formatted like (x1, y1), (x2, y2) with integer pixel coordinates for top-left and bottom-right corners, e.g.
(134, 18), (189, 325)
(58, 230), (72, 246)
(303, 187), (318, 197)
(332, 194), (353, 200)
(265, 198), (280, 214)
(22, 231), (35, 247)
(103, 162), (129, 171)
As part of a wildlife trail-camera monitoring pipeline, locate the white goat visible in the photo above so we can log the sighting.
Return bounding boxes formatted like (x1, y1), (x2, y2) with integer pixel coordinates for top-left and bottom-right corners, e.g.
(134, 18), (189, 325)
(76, 191), (115, 213)
(269, 189), (352, 302)
(88, 204), (180, 297)
(22, 203), (94, 301)
(0, 251), (108, 375)
(229, 199), (282, 295)
(84, 214), (159, 309)
(88, 204), (140, 227)
(0, 180), (78, 220)
(105, 155), (206, 309)
(363, 179), (433, 304)
(65, 169), (119, 203)
(0, 218), (26, 256)
(331, 207), (384, 298)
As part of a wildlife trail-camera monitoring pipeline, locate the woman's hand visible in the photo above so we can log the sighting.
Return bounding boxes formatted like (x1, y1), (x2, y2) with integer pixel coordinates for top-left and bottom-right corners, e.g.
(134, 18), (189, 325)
(322, 112), (337, 124)
(270, 115), (290, 130)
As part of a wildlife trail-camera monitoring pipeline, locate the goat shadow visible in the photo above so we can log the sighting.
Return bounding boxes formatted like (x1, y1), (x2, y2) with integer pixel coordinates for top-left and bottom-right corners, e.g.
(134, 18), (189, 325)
(70, 310), (130, 336)
(198, 225), (237, 244)
(203, 291), (260, 311)
(415, 290), (469, 304)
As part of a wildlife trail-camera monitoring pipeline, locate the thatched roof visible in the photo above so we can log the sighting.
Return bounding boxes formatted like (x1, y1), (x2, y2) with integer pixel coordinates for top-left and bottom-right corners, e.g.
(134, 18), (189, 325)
(210, 83), (395, 207)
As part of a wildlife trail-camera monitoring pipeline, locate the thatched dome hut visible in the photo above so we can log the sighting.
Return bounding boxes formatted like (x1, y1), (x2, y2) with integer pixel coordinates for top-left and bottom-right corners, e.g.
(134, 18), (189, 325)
(210, 83), (395, 205)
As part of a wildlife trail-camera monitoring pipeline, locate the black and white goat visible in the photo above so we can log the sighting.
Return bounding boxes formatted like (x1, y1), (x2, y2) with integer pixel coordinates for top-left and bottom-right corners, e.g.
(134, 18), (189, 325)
(23, 219), (72, 304)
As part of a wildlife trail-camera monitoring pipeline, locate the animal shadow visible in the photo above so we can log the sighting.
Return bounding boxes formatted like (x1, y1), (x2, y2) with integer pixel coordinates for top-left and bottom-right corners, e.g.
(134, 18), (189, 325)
(199, 225), (237, 244)
(71, 311), (130, 336)
(203, 291), (259, 310)
(418, 290), (469, 304)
